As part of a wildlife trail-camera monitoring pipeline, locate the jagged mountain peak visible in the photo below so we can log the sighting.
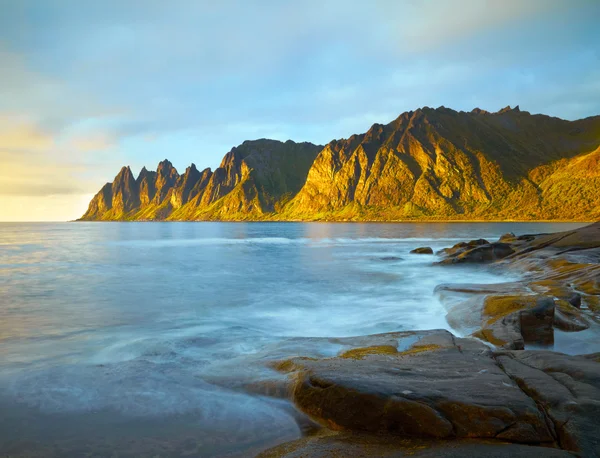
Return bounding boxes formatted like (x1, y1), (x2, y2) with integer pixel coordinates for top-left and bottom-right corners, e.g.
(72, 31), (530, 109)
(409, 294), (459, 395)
(156, 159), (177, 174)
(115, 165), (134, 177)
(497, 105), (521, 114)
(158, 158), (173, 166)
(80, 106), (600, 222)
(137, 165), (154, 180)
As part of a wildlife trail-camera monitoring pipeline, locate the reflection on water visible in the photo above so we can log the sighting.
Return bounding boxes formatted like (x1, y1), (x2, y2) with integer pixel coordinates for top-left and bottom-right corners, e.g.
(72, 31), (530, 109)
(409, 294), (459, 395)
(0, 221), (587, 456)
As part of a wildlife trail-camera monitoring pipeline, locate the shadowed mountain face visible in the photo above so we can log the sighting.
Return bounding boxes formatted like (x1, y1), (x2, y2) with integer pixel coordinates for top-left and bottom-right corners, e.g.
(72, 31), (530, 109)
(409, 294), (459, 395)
(80, 107), (600, 221)
(80, 139), (323, 221)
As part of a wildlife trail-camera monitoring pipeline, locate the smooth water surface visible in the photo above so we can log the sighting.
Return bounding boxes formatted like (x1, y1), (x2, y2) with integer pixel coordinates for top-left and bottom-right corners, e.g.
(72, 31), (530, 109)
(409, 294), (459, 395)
(0, 222), (586, 456)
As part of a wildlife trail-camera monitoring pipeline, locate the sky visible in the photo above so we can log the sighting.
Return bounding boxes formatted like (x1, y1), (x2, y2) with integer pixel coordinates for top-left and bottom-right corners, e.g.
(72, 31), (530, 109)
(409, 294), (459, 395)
(0, 0), (599, 221)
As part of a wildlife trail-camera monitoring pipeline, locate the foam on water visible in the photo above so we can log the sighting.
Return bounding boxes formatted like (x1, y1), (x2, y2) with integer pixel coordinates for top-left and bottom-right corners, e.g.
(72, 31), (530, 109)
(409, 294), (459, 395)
(105, 236), (471, 249)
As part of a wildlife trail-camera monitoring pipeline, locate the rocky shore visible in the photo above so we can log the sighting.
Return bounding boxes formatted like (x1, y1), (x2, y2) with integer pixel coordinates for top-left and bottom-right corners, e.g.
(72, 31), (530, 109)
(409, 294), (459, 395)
(256, 223), (600, 457)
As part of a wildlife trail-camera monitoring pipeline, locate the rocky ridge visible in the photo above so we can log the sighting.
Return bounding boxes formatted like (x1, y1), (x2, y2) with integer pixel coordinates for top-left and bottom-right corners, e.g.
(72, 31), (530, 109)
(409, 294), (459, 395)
(80, 140), (322, 221)
(80, 106), (600, 222)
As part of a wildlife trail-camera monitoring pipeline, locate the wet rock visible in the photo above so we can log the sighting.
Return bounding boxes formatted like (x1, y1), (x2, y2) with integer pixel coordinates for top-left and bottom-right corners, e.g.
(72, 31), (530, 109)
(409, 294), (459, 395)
(520, 297), (555, 345)
(410, 247), (433, 254)
(554, 309), (589, 332)
(472, 296), (555, 349)
(438, 242), (515, 265)
(270, 329), (600, 456)
(257, 433), (576, 457)
(585, 296), (600, 314)
(517, 234), (538, 242)
(438, 238), (489, 256)
(568, 293), (582, 309)
(495, 350), (600, 457)
(435, 282), (528, 296)
(474, 312), (525, 350)
(379, 256), (403, 261)
(499, 232), (517, 242)
(277, 330), (554, 444)
(553, 301), (589, 332)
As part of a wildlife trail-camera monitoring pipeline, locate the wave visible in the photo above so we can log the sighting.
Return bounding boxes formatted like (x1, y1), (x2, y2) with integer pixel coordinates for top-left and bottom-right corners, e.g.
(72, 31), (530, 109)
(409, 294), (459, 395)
(105, 236), (469, 248)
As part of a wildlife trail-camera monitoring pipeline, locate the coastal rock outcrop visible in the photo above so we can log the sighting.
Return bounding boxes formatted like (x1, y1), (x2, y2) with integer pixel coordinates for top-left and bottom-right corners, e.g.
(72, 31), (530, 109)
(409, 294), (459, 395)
(435, 222), (600, 350)
(279, 332), (553, 443)
(260, 223), (600, 457)
(264, 329), (600, 456)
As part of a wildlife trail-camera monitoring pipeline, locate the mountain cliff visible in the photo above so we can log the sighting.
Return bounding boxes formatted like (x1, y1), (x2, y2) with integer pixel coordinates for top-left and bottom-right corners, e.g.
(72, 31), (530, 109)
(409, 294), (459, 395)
(80, 106), (600, 221)
(80, 139), (322, 221)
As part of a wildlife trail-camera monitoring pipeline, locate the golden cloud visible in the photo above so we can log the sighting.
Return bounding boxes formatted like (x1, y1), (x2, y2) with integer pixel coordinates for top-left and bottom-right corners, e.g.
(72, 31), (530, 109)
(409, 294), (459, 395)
(0, 116), (115, 197)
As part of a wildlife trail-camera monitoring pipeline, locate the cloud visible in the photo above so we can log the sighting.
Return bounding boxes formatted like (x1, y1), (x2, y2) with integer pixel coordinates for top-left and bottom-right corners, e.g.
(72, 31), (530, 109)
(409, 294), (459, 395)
(0, 114), (107, 221)
(0, 117), (117, 198)
(0, 119), (78, 196)
(0, 194), (94, 222)
(0, 48), (123, 218)
(0, 48), (120, 132)
(385, 0), (568, 52)
(0, 115), (54, 152)
(64, 132), (116, 153)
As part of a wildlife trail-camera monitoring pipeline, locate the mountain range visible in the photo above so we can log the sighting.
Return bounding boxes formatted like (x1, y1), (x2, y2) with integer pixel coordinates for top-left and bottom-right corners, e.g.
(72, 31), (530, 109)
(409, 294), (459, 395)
(80, 106), (600, 221)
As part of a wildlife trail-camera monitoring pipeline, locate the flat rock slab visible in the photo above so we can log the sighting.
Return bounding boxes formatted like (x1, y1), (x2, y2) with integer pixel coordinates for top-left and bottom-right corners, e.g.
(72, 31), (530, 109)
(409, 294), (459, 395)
(279, 331), (553, 444)
(258, 433), (576, 457)
(495, 350), (600, 457)
(275, 330), (600, 456)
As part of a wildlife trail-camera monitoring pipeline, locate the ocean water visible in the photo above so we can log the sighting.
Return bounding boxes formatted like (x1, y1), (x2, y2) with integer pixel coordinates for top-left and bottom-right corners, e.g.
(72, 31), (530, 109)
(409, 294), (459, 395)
(0, 221), (587, 456)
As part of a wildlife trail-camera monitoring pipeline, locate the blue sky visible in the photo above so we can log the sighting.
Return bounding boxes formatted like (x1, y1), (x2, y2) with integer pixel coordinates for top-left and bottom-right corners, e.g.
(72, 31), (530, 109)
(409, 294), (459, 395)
(0, 0), (599, 220)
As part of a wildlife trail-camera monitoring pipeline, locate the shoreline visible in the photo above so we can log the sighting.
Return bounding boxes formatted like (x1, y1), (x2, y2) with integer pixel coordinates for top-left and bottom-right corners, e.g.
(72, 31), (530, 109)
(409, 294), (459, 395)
(2, 222), (598, 456)
(71, 219), (595, 224)
(257, 222), (600, 457)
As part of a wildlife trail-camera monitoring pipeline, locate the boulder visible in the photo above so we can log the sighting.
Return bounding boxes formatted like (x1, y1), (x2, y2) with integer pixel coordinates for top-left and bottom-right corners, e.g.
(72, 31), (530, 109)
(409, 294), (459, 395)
(499, 232), (517, 242)
(410, 247), (434, 254)
(439, 242), (515, 265)
(474, 312), (525, 350)
(472, 296), (555, 349)
(437, 239), (489, 256)
(519, 297), (555, 345)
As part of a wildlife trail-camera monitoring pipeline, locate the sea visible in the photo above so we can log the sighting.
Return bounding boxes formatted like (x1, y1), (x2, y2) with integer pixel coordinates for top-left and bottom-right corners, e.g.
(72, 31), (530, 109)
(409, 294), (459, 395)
(0, 221), (587, 457)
